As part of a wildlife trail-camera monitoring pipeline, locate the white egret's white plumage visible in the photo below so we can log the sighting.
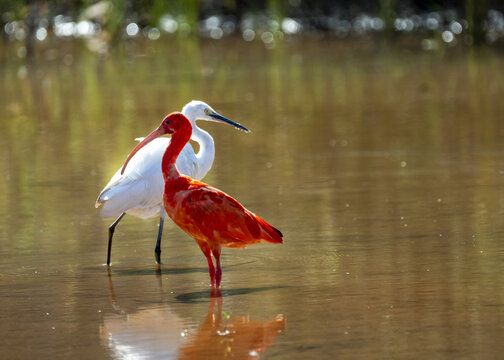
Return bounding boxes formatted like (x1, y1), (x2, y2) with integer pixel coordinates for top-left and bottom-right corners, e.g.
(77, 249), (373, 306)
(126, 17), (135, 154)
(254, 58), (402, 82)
(95, 100), (249, 265)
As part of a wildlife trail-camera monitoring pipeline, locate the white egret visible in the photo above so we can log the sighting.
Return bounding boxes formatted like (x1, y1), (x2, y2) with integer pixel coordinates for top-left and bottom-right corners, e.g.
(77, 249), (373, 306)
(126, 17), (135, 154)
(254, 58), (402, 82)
(95, 101), (249, 265)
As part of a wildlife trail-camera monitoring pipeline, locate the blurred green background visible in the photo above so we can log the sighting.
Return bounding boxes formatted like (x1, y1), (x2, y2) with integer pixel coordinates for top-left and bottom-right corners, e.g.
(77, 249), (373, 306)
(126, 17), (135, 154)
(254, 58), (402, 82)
(2, 0), (504, 59)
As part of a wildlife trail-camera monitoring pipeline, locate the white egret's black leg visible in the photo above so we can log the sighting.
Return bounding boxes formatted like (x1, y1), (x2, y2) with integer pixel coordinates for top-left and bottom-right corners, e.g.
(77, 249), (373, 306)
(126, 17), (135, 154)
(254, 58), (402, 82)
(154, 215), (165, 264)
(107, 212), (126, 266)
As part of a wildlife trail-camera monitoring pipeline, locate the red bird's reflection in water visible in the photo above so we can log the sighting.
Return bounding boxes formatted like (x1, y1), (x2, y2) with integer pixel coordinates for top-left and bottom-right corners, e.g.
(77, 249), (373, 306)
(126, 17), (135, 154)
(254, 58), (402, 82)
(101, 275), (285, 359)
(179, 290), (285, 359)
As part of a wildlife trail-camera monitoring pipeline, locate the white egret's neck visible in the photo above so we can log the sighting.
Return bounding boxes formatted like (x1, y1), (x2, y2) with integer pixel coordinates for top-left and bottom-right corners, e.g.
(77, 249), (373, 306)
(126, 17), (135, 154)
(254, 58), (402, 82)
(181, 103), (216, 179)
(189, 122), (215, 179)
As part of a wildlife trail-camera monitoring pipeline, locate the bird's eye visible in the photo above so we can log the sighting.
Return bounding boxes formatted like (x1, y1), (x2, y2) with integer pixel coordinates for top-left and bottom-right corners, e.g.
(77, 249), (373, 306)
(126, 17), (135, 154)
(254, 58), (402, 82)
(204, 108), (211, 115)
(165, 120), (171, 125)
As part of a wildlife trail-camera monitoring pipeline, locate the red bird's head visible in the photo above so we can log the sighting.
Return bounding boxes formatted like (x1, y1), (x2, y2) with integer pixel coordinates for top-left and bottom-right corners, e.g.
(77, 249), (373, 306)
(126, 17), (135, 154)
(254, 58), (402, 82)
(159, 112), (192, 136)
(121, 112), (193, 175)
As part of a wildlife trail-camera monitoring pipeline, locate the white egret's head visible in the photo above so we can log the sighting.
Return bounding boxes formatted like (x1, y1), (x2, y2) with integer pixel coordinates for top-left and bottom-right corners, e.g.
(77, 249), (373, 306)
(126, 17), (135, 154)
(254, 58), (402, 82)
(181, 100), (250, 132)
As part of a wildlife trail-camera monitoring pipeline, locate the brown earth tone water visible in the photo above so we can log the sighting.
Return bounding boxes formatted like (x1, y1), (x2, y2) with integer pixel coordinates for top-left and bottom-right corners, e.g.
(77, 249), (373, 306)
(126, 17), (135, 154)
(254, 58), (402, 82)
(1, 38), (504, 359)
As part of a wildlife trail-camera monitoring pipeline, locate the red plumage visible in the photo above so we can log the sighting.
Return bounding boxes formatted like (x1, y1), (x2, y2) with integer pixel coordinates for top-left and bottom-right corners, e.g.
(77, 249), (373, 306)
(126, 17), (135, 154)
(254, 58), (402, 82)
(164, 176), (283, 249)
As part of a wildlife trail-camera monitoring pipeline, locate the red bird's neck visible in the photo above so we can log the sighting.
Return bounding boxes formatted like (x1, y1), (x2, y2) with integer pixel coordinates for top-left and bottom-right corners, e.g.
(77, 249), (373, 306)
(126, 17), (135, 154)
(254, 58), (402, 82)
(162, 125), (192, 181)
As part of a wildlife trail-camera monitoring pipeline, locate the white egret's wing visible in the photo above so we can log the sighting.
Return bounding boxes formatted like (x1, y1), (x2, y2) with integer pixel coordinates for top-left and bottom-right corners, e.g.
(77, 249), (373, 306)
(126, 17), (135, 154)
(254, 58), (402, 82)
(96, 138), (168, 219)
(95, 137), (198, 219)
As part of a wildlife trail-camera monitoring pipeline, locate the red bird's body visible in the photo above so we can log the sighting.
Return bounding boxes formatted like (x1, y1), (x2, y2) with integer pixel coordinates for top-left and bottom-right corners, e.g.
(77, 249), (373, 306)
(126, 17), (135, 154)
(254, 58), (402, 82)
(164, 177), (283, 249)
(122, 112), (283, 287)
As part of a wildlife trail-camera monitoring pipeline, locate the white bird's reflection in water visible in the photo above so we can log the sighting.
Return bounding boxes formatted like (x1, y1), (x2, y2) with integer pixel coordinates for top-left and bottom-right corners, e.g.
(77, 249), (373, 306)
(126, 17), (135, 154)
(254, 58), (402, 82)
(101, 306), (187, 359)
(101, 272), (285, 359)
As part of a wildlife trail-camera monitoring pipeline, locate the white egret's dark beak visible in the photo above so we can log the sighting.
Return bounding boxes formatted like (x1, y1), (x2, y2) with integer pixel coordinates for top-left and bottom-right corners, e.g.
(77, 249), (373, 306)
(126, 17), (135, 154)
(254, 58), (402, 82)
(209, 112), (250, 133)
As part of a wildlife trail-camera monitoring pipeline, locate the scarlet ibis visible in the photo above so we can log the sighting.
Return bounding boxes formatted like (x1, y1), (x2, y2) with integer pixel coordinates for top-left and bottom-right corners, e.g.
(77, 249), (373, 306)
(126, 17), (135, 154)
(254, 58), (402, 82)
(95, 101), (249, 265)
(121, 112), (283, 288)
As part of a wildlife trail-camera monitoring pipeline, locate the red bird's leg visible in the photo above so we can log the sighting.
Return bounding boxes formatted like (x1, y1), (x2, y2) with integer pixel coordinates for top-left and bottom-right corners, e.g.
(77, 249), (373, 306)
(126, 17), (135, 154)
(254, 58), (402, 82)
(199, 242), (216, 286)
(206, 254), (216, 287)
(215, 258), (222, 288)
(213, 247), (222, 288)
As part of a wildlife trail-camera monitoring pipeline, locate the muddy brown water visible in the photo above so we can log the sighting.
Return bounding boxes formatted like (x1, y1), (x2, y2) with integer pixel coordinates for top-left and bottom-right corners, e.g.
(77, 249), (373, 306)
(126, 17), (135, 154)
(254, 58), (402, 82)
(1, 38), (503, 359)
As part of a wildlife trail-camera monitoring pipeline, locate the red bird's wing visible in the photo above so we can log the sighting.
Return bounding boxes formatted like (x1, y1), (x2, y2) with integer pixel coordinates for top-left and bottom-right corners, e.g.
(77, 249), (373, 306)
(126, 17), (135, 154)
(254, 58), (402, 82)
(170, 180), (283, 248)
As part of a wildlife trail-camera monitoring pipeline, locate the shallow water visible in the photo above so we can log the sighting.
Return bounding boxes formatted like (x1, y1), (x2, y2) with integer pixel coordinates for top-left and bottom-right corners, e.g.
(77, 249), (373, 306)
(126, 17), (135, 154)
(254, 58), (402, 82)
(1, 38), (504, 359)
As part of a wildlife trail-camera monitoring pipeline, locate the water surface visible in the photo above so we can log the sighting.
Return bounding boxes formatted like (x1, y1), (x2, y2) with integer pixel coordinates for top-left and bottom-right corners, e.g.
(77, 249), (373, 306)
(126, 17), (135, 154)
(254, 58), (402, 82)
(1, 38), (504, 359)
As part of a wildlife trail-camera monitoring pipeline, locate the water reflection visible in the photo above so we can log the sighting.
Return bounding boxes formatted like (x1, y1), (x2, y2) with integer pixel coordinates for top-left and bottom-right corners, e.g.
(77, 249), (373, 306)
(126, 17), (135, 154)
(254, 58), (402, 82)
(1, 38), (504, 359)
(177, 293), (285, 360)
(102, 272), (285, 359)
